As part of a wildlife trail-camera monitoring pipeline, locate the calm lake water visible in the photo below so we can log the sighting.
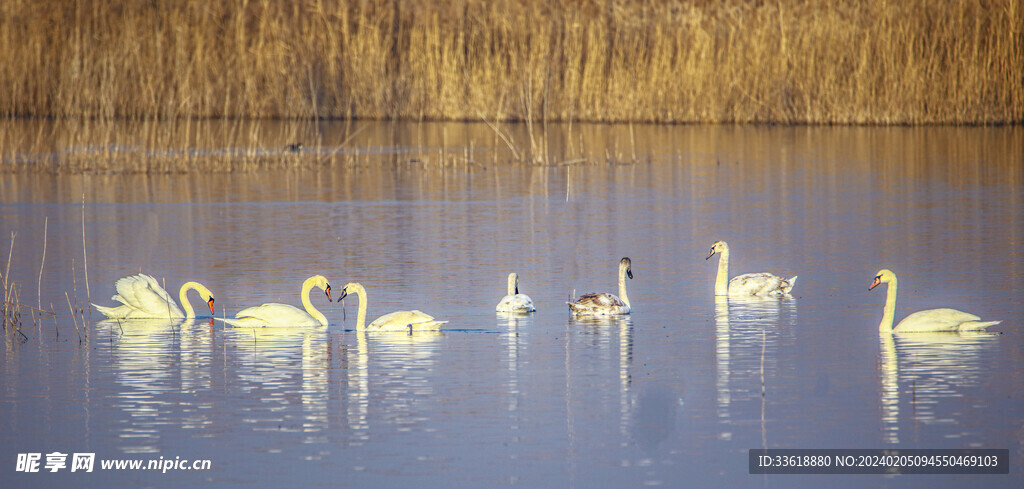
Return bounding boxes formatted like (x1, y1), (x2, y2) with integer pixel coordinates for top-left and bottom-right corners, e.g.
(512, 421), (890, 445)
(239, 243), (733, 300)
(1, 121), (1023, 487)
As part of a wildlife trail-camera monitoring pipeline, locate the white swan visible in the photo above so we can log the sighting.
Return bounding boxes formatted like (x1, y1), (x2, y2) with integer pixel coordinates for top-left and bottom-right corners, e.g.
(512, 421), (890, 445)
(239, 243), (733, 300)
(496, 272), (536, 313)
(338, 282), (447, 332)
(218, 275), (331, 327)
(706, 241), (796, 297)
(93, 273), (215, 319)
(869, 269), (1001, 333)
(567, 257), (632, 315)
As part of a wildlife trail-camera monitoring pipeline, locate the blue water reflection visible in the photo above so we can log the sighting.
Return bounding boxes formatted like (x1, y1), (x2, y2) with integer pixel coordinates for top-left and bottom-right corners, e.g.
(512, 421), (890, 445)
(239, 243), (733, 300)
(1, 123), (1022, 488)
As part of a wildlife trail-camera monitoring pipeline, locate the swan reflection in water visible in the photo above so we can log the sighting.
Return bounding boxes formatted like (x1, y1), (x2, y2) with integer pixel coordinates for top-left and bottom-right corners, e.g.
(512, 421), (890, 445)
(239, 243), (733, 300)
(713, 295), (797, 443)
(565, 314), (638, 450)
(177, 319), (216, 394)
(368, 330), (444, 424)
(96, 318), (214, 453)
(336, 280), (446, 447)
(497, 312), (531, 413)
(567, 313), (685, 485)
(878, 331), (999, 444)
(339, 319), (444, 444)
(224, 326), (329, 442)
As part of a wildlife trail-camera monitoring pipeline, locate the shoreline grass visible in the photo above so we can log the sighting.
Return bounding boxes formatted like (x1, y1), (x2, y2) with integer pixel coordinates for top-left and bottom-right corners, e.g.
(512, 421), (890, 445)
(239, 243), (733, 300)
(1, 0), (1020, 125)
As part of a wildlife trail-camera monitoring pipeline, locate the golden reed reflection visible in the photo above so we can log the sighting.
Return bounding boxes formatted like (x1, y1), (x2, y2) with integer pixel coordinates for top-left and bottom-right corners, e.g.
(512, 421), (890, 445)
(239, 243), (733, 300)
(2, 121), (1020, 201)
(4, 123), (1018, 295)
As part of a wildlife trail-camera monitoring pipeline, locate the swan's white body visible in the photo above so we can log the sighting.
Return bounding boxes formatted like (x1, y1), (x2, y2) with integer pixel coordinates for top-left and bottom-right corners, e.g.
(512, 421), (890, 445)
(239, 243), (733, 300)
(340, 282), (447, 332)
(567, 257), (632, 316)
(496, 272), (536, 313)
(869, 269), (1001, 333)
(706, 241), (796, 297)
(218, 275), (331, 327)
(93, 274), (215, 319)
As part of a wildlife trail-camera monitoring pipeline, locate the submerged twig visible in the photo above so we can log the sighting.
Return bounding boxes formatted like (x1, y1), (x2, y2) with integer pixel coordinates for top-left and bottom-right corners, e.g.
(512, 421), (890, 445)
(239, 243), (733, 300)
(65, 291), (81, 344)
(474, 108), (521, 162)
(3, 232), (13, 295)
(4, 303), (56, 316)
(9, 282), (28, 343)
(38, 216), (47, 310)
(3, 286), (24, 333)
(2, 232), (16, 331)
(72, 259), (85, 337)
(82, 193), (90, 301)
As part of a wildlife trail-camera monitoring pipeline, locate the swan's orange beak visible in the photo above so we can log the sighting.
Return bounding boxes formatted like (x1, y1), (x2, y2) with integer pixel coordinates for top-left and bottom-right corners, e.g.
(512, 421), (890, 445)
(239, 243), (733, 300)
(325, 284), (332, 302)
(207, 297), (216, 315)
(868, 276), (882, 290)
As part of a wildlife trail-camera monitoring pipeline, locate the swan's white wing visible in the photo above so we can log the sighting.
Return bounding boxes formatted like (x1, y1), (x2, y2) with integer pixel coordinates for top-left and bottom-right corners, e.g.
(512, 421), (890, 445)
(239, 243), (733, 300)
(729, 273), (796, 297)
(92, 303), (134, 318)
(496, 295), (515, 312)
(115, 274), (172, 307)
(496, 293), (536, 313)
(958, 320), (1002, 331)
(226, 302), (320, 327)
(567, 293), (629, 315)
(96, 274), (184, 319)
(895, 308), (998, 332)
(369, 310), (447, 332)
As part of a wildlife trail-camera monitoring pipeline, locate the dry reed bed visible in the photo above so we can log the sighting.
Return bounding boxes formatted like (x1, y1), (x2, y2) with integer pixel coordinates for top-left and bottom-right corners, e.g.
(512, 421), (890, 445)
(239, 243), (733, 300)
(1, 0), (1021, 124)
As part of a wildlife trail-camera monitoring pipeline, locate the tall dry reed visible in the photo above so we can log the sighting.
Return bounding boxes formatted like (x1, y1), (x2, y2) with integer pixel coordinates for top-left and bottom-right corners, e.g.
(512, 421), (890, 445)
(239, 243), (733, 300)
(0, 0), (1021, 124)
(2, 233), (17, 332)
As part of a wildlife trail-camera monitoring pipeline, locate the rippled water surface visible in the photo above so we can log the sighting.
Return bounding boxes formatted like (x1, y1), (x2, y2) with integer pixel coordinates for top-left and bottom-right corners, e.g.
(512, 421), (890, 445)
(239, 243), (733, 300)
(1, 122), (1023, 487)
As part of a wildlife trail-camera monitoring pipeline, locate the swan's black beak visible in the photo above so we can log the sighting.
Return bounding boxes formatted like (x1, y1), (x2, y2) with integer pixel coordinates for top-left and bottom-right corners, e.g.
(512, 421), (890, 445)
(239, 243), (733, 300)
(207, 297), (216, 315)
(627, 268), (634, 280)
(868, 276), (882, 290)
(705, 249), (716, 260)
(337, 288), (349, 303)
(325, 284), (333, 302)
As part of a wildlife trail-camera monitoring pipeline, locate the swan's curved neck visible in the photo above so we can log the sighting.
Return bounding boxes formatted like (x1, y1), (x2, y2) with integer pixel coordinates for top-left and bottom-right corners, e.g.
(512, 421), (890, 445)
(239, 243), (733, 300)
(879, 277), (898, 333)
(348, 283), (368, 331)
(301, 277), (329, 327)
(179, 281), (204, 318)
(618, 264), (631, 309)
(714, 246), (730, 296)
